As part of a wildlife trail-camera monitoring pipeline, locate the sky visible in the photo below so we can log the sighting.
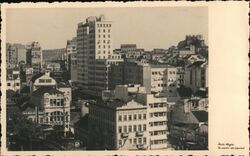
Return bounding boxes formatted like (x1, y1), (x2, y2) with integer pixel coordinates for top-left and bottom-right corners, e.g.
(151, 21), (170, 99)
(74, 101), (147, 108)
(6, 7), (208, 51)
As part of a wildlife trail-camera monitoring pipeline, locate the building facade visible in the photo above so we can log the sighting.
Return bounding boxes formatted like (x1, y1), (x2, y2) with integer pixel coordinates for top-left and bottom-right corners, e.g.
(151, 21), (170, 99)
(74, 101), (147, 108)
(184, 61), (208, 92)
(66, 37), (77, 82)
(26, 42), (42, 74)
(77, 15), (123, 96)
(88, 85), (171, 150)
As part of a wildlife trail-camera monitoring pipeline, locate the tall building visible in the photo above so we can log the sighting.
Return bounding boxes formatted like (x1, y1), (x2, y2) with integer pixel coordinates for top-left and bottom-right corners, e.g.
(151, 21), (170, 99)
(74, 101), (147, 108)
(26, 42), (42, 74)
(6, 43), (27, 69)
(14, 43), (27, 63)
(6, 43), (18, 69)
(66, 37), (77, 82)
(77, 15), (122, 96)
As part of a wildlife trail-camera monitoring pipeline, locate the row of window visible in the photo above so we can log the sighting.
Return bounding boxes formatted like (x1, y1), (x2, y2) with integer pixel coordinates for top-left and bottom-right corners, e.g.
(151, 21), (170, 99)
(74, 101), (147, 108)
(150, 112), (167, 118)
(49, 99), (64, 106)
(119, 137), (147, 146)
(97, 40), (110, 44)
(118, 113), (146, 121)
(98, 45), (111, 49)
(150, 139), (167, 145)
(97, 24), (111, 27)
(98, 34), (111, 38)
(39, 79), (52, 83)
(150, 130), (167, 136)
(149, 121), (167, 127)
(118, 124), (147, 133)
(149, 103), (167, 108)
(7, 82), (19, 87)
(98, 29), (111, 33)
(97, 50), (111, 55)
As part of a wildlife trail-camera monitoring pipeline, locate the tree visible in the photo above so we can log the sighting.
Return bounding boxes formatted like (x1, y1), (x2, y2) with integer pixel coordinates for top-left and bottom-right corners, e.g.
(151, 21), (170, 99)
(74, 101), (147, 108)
(7, 111), (43, 150)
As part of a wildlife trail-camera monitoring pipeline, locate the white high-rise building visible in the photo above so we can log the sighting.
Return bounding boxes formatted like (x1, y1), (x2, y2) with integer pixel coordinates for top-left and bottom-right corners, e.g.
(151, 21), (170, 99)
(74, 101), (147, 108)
(77, 15), (122, 96)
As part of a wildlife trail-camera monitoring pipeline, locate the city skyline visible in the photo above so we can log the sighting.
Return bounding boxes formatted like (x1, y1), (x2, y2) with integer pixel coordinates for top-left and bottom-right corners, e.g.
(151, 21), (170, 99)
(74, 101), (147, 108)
(6, 7), (208, 51)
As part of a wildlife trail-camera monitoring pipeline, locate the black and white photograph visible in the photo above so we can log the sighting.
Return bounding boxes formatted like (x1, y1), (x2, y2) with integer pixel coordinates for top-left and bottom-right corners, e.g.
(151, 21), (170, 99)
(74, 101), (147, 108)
(4, 5), (209, 151)
(1, 2), (248, 154)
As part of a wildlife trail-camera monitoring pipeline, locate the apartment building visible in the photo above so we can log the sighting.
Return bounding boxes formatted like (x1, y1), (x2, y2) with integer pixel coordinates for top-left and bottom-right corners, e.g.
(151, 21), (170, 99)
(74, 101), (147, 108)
(88, 84), (171, 150)
(110, 61), (178, 96)
(26, 42), (42, 74)
(77, 15), (122, 96)
(6, 43), (26, 69)
(88, 99), (148, 150)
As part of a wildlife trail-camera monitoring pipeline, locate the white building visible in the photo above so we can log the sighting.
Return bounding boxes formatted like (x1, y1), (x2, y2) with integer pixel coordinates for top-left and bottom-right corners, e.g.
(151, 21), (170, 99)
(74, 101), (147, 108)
(88, 84), (171, 150)
(77, 15), (122, 96)
(29, 71), (57, 93)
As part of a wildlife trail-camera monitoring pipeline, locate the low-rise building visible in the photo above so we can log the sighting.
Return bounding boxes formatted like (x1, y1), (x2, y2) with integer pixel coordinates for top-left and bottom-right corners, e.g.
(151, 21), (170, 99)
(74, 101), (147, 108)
(88, 84), (171, 150)
(168, 99), (208, 150)
(7, 68), (21, 92)
(23, 86), (71, 134)
(29, 71), (57, 93)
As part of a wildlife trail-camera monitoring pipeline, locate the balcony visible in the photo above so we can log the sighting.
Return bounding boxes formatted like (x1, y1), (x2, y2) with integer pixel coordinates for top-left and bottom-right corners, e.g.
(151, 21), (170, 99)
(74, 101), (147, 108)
(121, 132), (129, 138)
(136, 131), (144, 137)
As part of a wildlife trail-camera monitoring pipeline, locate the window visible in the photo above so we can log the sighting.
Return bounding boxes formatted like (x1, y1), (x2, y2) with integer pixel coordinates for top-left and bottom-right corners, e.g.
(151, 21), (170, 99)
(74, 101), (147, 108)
(16, 83), (19, 86)
(103, 45), (105, 48)
(39, 79), (45, 83)
(124, 115), (127, 121)
(124, 126), (127, 133)
(143, 124), (146, 131)
(138, 138), (142, 144)
(118, 115), (122, 121)
(103, 35), (105, 38)
(138, 114), (142, 120)
(143, 138), (146, 144)
(143, 114), (146, 119)
(46, 79), (52, 83)
(98, 29), (101, 33)
(133, 125), (137, 132)
(133, 138), (137, 144)
(108, 29), (110, 32)
(129, 125), (132, 132)
(7, 83), (11, 86)
(138, 125), (142, 131)
(118, 126), (122, 133)
(129, 115), (132, 121)
(133, 114), (137, 120)
(103, 40), (106, 43)
(108, 34), (110, 38)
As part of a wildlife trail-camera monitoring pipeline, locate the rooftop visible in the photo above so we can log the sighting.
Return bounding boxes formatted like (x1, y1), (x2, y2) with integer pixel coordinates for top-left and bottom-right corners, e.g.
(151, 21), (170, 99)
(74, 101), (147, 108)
(192, 111), (208, 122)
(30, 72), (44, 83)
(32, 86), (63, 97)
